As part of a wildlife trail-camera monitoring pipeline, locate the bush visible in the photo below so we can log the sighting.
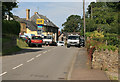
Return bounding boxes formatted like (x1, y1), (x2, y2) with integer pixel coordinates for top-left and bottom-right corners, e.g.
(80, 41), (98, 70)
(2, 20), (20, 35)
(86, 32), (119, 47)
(98, 44), (117, 51)
(86, 39), (118, 52)
(85, 31), (104, 38)
(103, 33), (120, 47)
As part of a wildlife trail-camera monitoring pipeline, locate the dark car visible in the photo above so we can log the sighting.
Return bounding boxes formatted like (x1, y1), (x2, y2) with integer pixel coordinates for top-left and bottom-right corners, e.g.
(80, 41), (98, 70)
(80, 38), (85, 47)
(28, 36), (43, 47)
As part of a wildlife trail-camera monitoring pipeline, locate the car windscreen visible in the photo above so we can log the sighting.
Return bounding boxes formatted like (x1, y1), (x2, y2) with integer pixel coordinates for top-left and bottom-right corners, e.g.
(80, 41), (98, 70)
(32, 36), (42, 40)
(68, 36), (79, 40)
(44, 36), (52, 39)
(59, 41), (64, 43)
(31, 34), (35, 36)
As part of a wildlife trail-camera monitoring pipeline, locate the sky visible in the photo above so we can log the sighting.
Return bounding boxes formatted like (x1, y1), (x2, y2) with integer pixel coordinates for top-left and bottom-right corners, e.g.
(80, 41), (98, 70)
(12, 0), (96, 30)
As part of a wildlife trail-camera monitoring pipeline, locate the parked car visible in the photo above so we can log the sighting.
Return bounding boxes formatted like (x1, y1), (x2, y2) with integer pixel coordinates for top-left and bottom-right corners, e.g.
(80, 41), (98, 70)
(80, 38), (85, 47)
(43, 35), (56, 46)
(24, 33), (35, 39)
(19, 35), (29, 43)
(67, 35), (81, 48)
(19, 35), (26, 38)
(57, 41), (64, 46)
(28, 36), (43, 47)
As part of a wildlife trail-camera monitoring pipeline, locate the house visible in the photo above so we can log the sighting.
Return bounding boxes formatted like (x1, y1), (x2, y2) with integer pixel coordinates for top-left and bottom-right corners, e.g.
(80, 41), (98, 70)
(15, 18), (38, 35)
(14, 9), (59, 42)
(58, 32), (68, 42)
(30, 11), (59, 41)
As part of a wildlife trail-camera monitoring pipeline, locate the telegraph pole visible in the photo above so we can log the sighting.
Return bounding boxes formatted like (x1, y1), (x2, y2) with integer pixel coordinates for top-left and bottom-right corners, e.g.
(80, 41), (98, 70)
(91, 4), (93, 19)
(83, 0), (86, 43)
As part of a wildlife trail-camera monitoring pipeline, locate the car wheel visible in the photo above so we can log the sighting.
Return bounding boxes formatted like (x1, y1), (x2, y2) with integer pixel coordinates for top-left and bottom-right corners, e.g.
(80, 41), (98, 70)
(78, 45), (80, 48)
(40, 45), (42, 48)
(67, 45), (70, 48)
(28, 43), (31, 47)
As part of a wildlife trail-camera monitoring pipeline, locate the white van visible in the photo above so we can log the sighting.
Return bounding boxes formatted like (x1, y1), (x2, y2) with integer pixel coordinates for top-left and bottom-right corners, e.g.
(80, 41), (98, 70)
(67, 35), (80, 48)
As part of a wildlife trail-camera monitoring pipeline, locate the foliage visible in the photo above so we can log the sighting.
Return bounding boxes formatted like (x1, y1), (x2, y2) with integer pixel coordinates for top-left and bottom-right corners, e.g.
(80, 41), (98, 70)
(85, 2), (119, 34)
(98, 44), (117, 51)
(103, 33), (120, 47)
(86, 31), (118, 52)
(17, 38), (29, 48)
(2, 2), (18, 19)
(86, 31), (104, 38)
(86, 39), (118, 52)
(85, 19), (97, 32)
(62, 15), (81, 32)
(2, 20), (20, 35)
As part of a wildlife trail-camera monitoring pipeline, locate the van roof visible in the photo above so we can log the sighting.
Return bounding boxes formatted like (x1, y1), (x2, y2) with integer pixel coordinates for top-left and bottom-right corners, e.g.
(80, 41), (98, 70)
(68, 35), (80, 36)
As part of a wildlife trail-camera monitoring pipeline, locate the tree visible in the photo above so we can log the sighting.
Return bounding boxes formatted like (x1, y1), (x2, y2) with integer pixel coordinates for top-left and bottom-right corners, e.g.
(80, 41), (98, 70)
(2, 2), (18, 20)
(62, 15), (81, 32)
(86, 2), (119, 34)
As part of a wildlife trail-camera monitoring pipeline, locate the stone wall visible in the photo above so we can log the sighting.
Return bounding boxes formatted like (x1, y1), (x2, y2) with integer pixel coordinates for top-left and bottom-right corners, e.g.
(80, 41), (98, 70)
(92, 49), (118, 73)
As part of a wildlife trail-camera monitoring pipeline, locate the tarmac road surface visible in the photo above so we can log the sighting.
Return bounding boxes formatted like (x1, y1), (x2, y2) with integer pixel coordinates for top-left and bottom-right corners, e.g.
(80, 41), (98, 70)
(1, 46), (79, 80)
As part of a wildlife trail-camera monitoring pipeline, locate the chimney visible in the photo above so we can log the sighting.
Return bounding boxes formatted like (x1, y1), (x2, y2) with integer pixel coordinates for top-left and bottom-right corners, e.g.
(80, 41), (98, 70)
(26, 9), (30, 20)
(34, 12), (38, 15)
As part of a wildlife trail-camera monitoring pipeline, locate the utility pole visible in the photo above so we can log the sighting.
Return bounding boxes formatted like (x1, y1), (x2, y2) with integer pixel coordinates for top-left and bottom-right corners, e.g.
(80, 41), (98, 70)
(83, 0), (86, 43)
(91, 4), (93, 19)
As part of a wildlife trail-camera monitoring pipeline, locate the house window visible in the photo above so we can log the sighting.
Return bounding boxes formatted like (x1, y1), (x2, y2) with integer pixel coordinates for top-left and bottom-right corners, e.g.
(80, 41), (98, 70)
(37, 30), (42, 35)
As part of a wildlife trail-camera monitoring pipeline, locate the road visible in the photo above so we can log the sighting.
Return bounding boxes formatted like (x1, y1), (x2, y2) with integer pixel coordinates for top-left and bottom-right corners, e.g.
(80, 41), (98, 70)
(1, 46), (79, 80)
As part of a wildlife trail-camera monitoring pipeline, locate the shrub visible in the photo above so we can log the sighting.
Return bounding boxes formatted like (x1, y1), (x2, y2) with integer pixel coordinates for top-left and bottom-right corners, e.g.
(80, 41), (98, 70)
(2, 20), (20, 35)
(85, 31), (104, 38)
(97, 44), (117, 51)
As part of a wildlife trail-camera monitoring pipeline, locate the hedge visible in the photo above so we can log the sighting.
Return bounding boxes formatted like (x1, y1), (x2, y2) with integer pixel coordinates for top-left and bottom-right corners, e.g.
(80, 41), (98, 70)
(2, 20), (20, 35)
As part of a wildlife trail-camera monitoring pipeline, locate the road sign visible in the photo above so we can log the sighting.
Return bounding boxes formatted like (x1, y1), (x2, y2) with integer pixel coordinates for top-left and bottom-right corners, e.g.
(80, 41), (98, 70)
(38, 26), (42, 28)
(36, 19), (44, 24)
(37, 24), (43, 26)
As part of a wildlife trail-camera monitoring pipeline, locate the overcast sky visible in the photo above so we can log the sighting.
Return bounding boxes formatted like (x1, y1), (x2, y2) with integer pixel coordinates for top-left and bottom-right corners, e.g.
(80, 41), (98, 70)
(12, 1), (96, 30)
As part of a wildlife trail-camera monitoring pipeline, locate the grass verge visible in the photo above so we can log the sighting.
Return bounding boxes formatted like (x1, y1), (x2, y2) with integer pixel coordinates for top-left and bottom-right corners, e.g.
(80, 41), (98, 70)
(2, 37), (29, 56)
(2, 46), (21, 56)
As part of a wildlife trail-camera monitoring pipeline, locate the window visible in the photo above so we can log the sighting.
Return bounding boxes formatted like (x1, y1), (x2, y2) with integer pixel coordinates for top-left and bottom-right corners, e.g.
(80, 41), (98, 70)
(68, 36), (80, 40)
(44, 36), (52, 39)
(32, 36), (42, 40)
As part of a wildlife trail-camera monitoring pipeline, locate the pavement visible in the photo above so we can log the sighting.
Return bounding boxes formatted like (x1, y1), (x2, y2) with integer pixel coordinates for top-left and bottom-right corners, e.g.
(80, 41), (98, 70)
(69, 47), (111, 81)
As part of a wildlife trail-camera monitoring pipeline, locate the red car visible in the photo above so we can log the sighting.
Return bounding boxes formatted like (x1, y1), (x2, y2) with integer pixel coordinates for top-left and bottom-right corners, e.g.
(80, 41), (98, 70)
(28, 36), (43, 47)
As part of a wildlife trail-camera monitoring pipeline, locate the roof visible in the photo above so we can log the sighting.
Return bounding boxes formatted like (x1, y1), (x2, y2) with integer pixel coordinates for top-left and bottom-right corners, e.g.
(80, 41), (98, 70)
(59, 32), (68, 37)
(14, 17), (37, 31)
(13, 12), (59, 31)
(30, 13), (59, 28)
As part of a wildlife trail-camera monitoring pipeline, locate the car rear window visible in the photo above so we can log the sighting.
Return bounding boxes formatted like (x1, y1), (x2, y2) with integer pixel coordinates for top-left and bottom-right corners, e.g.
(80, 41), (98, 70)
(44, 36), (52, 39)
(32, 36), (42, 40)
